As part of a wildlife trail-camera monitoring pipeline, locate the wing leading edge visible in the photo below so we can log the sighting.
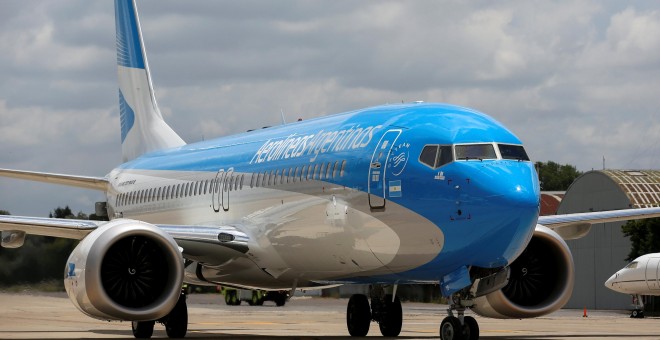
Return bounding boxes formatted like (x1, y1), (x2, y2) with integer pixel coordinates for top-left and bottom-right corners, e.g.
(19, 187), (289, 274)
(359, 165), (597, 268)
(539, 207), (660, 240)
(0, 215), (249, 254)
(0, 168), (108, 191)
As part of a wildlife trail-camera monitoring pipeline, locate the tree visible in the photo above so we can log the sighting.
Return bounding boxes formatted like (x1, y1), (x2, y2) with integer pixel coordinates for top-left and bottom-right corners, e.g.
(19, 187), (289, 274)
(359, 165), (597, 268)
(0, 210), (9, 215)
(0, 206), (87, 288)
(622, 218), (660, 262)
(49, 206), (74, 219)
(535, 161), (582, 191)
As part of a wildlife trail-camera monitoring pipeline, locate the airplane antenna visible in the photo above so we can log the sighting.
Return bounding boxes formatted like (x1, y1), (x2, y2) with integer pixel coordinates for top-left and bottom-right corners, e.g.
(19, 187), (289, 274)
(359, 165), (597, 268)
(280, 109), (286, 125)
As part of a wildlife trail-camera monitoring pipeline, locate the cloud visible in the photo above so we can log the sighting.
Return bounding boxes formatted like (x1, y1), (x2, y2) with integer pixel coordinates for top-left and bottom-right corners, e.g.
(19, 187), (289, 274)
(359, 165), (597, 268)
(1, 1), (659, 216)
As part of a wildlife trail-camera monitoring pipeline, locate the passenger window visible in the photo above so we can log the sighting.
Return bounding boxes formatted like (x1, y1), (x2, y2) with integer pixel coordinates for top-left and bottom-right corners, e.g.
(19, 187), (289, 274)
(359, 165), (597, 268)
(294, 167), (300, 182)
(250, 173), (256, 188)
(275, 169), (281, 185)
(261, 171), (268, 187)
(239, 174), (244, 190)
(332, 161), (338, 178)
(340, 160), (346, 177)
(313, 164), (319, 180)
(282, 169), (288, 184)
(325, 162), (332, 179)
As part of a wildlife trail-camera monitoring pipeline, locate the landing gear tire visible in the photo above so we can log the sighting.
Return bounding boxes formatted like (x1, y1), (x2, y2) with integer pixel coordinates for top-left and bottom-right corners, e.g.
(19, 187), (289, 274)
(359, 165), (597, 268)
(273, 292), (287, 307)
(378, 295), (402, 337)
(631, 309), (644, 318)
(440, 316), (464, 340)
(131, 320), (155, 339)
(165, 294), (188, 338)
(462, 316), (479, 340)
(347, 294), (371, 337)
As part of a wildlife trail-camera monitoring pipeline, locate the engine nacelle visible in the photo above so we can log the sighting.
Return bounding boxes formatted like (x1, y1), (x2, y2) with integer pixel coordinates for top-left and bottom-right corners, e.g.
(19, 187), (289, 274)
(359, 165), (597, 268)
(64, 219), (183, 321)
(472, 224), (574, 318)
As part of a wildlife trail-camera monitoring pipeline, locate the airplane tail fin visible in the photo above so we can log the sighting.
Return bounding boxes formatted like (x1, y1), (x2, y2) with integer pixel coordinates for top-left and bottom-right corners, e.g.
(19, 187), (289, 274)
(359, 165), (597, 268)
(114, 0), (185, 162)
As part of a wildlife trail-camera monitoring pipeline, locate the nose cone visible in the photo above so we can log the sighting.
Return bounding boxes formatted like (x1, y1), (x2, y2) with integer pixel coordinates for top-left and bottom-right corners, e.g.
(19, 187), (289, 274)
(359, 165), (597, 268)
(455, 161), (540, 267)
(605, 272), (622, 293)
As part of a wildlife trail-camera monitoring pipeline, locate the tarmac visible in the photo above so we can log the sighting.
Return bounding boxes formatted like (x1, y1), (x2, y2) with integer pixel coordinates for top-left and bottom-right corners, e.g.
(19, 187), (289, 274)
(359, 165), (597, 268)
(0, 292), (659, 339)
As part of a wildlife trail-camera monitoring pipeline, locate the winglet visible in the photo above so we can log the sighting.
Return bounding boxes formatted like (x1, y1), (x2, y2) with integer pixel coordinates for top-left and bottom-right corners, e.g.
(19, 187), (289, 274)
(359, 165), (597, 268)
(114, 0), (185, 162)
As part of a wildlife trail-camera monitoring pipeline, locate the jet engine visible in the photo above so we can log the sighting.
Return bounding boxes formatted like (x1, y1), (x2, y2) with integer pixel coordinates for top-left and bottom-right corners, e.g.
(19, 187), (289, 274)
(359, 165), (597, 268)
(64, 219), (183, 321)
(472, 224), (574, 318)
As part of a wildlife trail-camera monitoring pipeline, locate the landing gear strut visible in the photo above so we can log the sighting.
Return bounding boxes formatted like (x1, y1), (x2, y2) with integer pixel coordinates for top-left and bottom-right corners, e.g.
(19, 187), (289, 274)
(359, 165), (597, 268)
(439, 294), (479, 340)
(346, 285), (403, 337)
(131, 290), (188, 339)
(630, 294), (645, 318)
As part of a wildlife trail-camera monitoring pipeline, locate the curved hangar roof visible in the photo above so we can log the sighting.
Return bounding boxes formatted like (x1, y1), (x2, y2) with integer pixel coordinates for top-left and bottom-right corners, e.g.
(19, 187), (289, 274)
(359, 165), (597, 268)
(601, 170), (660, 208)
(557, 169), (660, 214)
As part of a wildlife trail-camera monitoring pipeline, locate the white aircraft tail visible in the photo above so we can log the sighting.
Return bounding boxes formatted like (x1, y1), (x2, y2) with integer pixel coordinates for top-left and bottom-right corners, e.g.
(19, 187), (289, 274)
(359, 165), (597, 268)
(114, 0), (185, 162)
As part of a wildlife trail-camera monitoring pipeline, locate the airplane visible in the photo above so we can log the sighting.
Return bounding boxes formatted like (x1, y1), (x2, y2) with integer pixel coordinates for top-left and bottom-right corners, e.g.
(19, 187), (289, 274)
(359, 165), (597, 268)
(2, 1), (660, 339)
(605, 253), (660, 318)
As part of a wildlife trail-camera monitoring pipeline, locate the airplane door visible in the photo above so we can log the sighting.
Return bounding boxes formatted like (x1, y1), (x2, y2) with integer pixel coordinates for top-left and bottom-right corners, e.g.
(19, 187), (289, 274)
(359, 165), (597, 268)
(645, 257), (660, 290)
(368, 129), (401, 211)
(212, 169), (225, 212)
(222, 168), (233, 212)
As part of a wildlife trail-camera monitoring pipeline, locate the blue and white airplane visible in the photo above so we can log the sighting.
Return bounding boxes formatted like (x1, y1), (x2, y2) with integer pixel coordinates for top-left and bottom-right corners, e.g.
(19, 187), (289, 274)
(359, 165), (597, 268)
(2, 1), (660, 339)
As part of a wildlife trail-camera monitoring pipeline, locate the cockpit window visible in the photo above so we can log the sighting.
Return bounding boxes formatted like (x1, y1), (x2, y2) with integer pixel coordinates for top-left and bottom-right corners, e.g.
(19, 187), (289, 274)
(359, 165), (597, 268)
(420, 145), (437, 168)
(455, 144), (497, 160)
(625, 261), (638, 269)
(419, 145), (453, 169)
(499, 144), (530, 161)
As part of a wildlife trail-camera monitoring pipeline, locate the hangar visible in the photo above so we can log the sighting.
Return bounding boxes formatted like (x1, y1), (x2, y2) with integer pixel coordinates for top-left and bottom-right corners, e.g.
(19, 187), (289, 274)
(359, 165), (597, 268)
(558, 169), (660, 310)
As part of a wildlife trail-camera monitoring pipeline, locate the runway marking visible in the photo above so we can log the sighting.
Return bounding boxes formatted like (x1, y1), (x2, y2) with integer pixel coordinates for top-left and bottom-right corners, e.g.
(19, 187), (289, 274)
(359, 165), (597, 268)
(196, 321), (277, 325)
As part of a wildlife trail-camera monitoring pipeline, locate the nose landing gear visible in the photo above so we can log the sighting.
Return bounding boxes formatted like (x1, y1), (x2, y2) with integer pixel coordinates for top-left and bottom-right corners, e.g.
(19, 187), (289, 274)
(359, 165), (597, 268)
(440, 295), (479, 340)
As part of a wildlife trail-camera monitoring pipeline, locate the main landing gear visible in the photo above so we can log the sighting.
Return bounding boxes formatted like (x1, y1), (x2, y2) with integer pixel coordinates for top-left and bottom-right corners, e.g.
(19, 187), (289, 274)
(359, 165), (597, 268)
(131, 291), (188, 339)
(346, 285), (402, 337)
(439, 294), (479, 340)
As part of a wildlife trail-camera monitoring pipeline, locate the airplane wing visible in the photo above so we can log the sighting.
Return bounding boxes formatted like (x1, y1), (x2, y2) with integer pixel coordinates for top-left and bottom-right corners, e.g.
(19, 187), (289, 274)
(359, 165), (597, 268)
(0, 168), (108, 191)
(0, 215), (102, 240)
(538, 206), (660, 240)
(0, 215), (248, 253)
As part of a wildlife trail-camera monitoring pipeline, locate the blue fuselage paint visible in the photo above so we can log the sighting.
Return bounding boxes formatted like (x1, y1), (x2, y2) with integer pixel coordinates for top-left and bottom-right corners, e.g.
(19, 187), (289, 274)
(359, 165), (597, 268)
(107, 103), (540, 287)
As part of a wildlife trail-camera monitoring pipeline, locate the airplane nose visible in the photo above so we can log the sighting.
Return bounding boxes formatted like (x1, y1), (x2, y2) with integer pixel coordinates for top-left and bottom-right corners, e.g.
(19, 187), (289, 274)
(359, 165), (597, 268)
(605, 273), (621, 292)
(465, 161), (540, 209)
(605, 274), (615, 287)
(452, 161), (540, 267)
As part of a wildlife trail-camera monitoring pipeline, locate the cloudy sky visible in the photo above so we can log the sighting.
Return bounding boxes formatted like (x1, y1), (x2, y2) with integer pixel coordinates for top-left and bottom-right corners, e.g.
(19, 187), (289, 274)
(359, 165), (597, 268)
(1, 1), (659, 217)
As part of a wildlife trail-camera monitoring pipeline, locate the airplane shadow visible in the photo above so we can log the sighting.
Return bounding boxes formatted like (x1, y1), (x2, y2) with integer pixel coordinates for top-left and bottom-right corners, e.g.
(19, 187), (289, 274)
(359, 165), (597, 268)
(5, 329), (657, 340)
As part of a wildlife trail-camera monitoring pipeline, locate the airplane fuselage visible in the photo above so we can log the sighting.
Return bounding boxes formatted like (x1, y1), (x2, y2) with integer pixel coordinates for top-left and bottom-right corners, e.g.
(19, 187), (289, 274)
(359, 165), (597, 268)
(606, 253), (660, 295)
(106, 103), (540, 289)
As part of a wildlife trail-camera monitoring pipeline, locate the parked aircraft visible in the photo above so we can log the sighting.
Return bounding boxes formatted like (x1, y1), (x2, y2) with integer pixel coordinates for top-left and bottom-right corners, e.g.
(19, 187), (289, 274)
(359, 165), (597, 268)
(605, 253), (660, 318)
(2, 1), (660, 339)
